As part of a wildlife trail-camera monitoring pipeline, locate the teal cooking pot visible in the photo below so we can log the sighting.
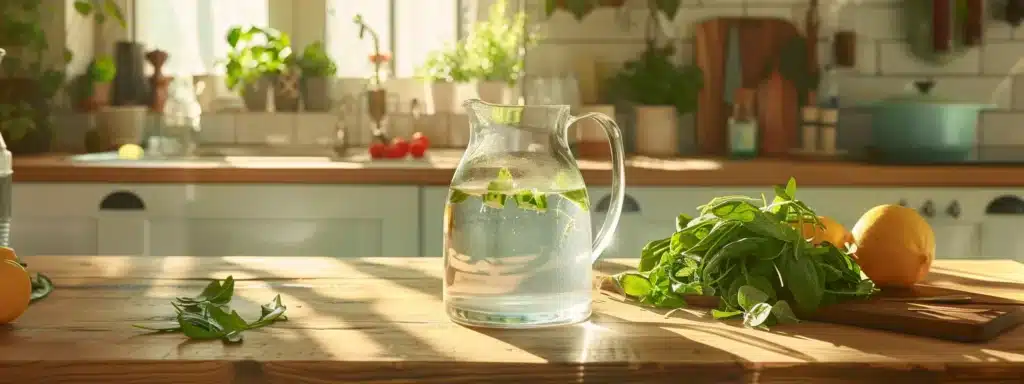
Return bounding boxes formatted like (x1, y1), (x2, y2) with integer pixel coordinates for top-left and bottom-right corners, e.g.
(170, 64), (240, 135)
(861, 80), (994, 163)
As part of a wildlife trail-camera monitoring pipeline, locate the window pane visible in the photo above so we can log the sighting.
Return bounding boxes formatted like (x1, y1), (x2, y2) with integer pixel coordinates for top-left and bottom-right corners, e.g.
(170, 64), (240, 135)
(325, 0), (391, 78)
(134, 0), (269, 76)
(394, 0), (457, 78)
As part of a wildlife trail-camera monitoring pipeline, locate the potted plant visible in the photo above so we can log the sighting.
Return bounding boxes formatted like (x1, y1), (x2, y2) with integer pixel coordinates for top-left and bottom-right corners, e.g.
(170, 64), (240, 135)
(0, 0), (125, 153)
(545, 0), (628, 20)
(463, 0), (539, 104)
(223, 26), (294, 112)
(73, 56), (116, 112)
(607, 43), (703, 157)
(416, 42), (474, 114)
(296, 41), (337, 112)
(602, 0), (697, 157)
(354, 14), (391, 138)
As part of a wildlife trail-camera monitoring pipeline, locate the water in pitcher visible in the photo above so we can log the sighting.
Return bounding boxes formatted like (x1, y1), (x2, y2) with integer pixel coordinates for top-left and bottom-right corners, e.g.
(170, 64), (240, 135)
(443, 170), (593, 328)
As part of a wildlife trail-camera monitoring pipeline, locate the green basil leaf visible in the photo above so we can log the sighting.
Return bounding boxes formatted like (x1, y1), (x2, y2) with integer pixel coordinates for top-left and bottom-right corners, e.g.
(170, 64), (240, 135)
(737, 285), (768, 311)
(771, 300), (800, 324)
(712, 309), (742, 319)
(615, 272), (653, 298)
(743, 302), (773, 328)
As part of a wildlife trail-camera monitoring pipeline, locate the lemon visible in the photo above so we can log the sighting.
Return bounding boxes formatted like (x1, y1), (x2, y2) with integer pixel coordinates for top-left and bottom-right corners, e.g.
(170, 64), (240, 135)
(118, 144), (144, 160)
(851, 204), (936, 288)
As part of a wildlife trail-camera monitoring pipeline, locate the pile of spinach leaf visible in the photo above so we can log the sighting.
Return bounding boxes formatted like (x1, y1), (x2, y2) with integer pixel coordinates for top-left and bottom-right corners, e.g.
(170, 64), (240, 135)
(134, 276), (288, 343)
(612, 178), (877, 329)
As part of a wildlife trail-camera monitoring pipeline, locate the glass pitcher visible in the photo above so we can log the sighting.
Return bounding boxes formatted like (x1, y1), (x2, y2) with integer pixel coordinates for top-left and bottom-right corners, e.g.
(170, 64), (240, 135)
(443, 99), (626, 328)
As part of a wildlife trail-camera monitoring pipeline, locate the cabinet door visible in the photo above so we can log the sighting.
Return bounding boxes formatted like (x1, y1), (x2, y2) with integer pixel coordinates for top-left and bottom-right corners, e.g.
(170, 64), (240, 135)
(148, 185), (420, 257)
(12, 184), (97, 256)
(421, 187), (448, 258)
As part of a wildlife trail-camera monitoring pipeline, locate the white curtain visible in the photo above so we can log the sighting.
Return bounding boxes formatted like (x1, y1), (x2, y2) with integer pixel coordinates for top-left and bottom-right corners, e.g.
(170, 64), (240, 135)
(134, 0), (270, 76)
(325, 0), (457, 78)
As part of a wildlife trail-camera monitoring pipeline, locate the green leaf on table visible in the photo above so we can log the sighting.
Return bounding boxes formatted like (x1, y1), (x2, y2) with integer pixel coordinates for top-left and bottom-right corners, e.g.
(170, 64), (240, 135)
(743, 302), (773, 328)
(133, 276), (288, 343)
(614, 272), (653, 298)
(737, 285), (769, 312)
(29, 273), (54, 303)
(712, 309), (743, 319)
(771, 300), (800, 324)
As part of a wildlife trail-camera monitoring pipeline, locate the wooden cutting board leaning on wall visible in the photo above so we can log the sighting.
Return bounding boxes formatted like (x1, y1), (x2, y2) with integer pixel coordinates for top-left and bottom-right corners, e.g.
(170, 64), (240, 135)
(694, 17), (802, 156)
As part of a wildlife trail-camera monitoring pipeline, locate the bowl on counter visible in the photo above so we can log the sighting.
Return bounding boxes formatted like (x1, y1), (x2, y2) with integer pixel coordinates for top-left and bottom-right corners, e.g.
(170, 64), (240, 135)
(859, 79), (994, 163)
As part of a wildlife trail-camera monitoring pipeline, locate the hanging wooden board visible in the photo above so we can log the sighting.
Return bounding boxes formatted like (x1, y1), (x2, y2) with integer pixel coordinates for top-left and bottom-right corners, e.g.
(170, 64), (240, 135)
(694, 17), (801, 156)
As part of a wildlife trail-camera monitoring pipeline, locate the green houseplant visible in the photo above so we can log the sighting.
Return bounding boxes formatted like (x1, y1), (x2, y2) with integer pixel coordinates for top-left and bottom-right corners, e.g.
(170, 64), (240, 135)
(224, 26), (294, 112)
(603, 0), (701, 157)
(0, 0), (126, 153)
(463, 0), (539, 104)
(296, 41), (337, 111)
(72, 55), (116, 112)
(417, 41), (475, 114)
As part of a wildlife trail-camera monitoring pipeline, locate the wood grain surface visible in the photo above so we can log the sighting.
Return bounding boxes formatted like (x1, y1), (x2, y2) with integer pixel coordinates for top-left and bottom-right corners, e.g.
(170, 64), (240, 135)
(13, 152), (1024, 187)
(1, 257), (1022, 384)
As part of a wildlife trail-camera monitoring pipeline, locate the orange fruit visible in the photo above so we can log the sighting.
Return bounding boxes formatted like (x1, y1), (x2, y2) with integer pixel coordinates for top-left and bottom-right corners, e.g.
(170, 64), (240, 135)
(0, 246), (17, 263)
(851, 204), (935, 288)
(0, 259), (31, 324)
(792, 216), (851, 247)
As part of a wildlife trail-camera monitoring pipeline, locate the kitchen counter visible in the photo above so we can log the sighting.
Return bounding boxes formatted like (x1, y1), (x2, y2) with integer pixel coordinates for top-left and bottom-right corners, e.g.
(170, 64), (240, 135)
(3, 256), (1023, 383)
(12, 151), (1024, 186)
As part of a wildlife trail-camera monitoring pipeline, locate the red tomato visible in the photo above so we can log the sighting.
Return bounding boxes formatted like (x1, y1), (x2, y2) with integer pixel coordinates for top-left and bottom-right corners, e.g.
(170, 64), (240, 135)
(369, 142), (387, 158)
(409, 141), (427, 158)
(386, 138), (409, 158)
(411, 132), (430, 148)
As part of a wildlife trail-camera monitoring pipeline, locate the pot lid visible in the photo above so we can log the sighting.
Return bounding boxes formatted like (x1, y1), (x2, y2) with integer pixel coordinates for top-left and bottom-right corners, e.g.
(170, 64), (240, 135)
(866, 79), (995, 108)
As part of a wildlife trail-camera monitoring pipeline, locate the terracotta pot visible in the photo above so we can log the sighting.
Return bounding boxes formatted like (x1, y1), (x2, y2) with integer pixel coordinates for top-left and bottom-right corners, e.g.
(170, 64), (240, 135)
(302, 76), (332, 112)
(273, 73), (301, 112)
(241, 77), (272, 112)
(475, 81), (510, 105)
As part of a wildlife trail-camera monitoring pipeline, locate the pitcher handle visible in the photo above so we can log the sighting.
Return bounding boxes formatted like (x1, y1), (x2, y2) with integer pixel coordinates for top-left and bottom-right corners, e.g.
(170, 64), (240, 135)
(567, 112), (626, 264)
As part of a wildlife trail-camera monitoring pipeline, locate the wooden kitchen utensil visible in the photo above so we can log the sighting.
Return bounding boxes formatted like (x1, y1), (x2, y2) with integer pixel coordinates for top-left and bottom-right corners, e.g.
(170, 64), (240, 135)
(694, 17), (802, 156)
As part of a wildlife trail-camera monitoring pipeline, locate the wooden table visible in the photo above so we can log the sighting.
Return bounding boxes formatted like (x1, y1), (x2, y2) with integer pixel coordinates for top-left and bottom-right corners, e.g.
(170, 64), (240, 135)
(2, 257), (1023, 384)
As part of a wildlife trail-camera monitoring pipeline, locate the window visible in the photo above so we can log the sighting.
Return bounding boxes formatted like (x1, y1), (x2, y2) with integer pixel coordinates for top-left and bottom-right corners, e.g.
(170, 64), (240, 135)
(134, 0), (270, 76)
(325, 0), (459, 78)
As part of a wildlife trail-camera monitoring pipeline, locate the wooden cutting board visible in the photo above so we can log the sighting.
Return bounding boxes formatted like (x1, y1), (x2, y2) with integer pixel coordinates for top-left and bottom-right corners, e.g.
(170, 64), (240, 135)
(694, 17), (802, 156)
(808, 284), (1024, 343)
(599, 281), (1024, 343)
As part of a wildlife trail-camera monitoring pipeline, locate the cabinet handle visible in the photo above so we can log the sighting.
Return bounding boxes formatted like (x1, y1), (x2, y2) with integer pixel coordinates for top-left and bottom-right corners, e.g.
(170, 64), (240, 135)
(946, 200), (961, 219)
(919, 200), (936, 218)
(595, 193), (640, 214)
(99, 191), (146, 211)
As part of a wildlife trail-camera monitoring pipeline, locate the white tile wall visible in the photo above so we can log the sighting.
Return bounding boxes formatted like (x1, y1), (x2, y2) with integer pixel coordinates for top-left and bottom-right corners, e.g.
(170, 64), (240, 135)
(528, 0), (1024, 147)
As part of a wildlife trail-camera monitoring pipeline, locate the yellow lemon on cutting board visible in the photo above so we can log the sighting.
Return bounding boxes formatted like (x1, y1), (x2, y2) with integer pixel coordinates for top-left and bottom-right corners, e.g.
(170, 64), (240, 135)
(850, 204), (936, 288)
(791, 215), (853, 247)
(0, 258), (31, 324)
